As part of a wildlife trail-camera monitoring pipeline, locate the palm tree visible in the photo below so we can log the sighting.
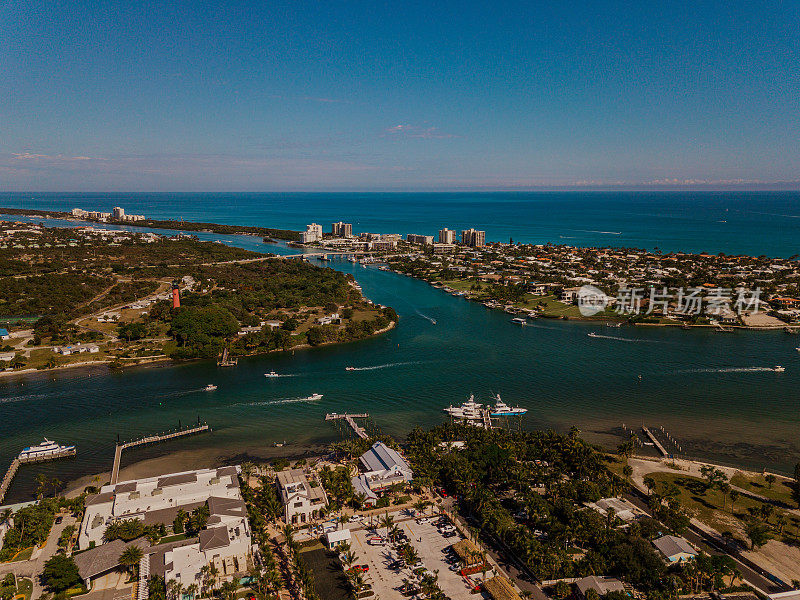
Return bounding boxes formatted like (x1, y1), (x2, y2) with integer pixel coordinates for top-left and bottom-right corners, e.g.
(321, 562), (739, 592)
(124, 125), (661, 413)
(341, 550), (357, 570)
(119, 544), (144, 578)
(379, 512), (394, 540)
(184, 583), (199, 600)
(220, 577), (239, 600)
(166, 579), (184, 600)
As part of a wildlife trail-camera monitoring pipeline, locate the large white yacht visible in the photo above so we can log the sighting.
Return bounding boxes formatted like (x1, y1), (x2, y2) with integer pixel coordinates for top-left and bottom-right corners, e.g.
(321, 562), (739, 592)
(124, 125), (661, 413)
(489, 394), (528, 417)
(19, 439), (75, 461)
(443, 394), (484, 421)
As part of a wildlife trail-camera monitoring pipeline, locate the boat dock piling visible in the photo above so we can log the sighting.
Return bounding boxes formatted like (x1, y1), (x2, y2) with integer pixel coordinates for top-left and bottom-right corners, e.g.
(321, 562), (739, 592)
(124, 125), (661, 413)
(641, 426), (669, 457)
(325, 413), (370, 439)
(111, 423), (211, 484)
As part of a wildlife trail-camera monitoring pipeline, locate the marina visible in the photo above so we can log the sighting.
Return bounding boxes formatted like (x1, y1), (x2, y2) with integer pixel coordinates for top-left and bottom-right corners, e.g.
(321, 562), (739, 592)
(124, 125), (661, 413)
(0, 439), (76, 503)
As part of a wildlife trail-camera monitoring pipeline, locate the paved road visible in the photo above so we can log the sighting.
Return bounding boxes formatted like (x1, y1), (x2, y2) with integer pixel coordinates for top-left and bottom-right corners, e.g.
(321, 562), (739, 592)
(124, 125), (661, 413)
(0, 513), (78, 599)
(624, 489), (790, 594)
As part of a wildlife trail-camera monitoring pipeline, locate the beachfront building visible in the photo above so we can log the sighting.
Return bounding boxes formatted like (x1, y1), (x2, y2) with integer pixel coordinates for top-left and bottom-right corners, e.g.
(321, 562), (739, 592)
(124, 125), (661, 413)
(438, 228), (456, 244)
(331, 222), (353, 238)
(350, 442), (413, 506)
(407, 234), (434, 245)
(653, 534), (697, 563)
(433, 243), (456, 254)
(76, 466), (253, 591)
(276, 468), (328, 525)
(78, 466), (245, 549)
(301, 223), (323, 244)
(461, 228), (486, 248)
(372, 239), (397, 251)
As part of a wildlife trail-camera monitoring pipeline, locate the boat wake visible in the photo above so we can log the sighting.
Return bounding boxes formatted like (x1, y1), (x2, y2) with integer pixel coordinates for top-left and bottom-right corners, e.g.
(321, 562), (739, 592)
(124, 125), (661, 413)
(415, 310), (437, 324)
(347, 361), (419, 371)
(242, 395), (323, 406)
(587, 333), (645, 342)
(680, 367), (777, 374)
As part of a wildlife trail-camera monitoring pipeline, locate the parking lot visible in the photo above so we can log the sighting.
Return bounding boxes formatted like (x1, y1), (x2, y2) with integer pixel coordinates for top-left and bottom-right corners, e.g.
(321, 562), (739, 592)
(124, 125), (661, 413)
(350, 516), (490, 600)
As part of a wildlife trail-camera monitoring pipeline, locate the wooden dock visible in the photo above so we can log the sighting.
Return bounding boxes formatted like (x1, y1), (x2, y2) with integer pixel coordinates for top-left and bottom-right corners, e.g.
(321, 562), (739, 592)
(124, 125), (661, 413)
(641, 426), (668, 457)
(325, 413), (369, 439)
(111, 423), (210, 484)
(0, 447), (77, 503)
(0, 459), (20, 504)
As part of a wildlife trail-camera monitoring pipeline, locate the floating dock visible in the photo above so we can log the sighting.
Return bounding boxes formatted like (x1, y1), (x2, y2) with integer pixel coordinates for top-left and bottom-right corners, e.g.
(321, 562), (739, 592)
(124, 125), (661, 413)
(111, 423), (210, 484)
(325, 413), (369, 439)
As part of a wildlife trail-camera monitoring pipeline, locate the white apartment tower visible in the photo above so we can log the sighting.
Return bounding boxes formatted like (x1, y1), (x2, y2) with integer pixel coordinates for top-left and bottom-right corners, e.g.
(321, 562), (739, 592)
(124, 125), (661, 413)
(438, 228), (456, 244)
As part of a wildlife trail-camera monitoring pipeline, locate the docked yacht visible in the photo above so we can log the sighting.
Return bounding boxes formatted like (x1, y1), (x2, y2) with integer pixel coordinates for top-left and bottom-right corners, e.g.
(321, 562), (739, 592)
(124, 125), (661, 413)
(19, 439), (75, 461)
(443, 395), (484, 421)
(489, 395), (528, 417)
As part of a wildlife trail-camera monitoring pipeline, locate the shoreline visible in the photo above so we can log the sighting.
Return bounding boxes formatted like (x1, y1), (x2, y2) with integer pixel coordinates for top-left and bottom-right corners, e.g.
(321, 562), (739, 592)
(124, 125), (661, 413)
(0, 320), (397, 380)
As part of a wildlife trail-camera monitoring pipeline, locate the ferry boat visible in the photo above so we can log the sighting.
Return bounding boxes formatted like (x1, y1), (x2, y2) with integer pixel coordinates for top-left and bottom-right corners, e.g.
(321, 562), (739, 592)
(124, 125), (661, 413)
(443, 395), (484, 421)
(306, 393), (323, 401)
(264, 371), (279, 378)
(19, 439), (75, 461)
(511, 317), (527, 326)
(489, 395), (528, 417)
(773, 366), (785, 372)
(204, 384), (218, 391)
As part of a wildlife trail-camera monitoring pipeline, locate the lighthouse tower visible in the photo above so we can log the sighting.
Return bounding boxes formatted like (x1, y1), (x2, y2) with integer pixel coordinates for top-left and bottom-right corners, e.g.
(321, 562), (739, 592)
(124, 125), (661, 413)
(172, 282), (180, 309)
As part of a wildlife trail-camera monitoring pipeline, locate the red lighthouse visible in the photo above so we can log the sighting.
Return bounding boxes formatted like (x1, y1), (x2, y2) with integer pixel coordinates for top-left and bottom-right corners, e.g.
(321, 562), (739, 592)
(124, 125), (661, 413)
(172, 282), (180, 309)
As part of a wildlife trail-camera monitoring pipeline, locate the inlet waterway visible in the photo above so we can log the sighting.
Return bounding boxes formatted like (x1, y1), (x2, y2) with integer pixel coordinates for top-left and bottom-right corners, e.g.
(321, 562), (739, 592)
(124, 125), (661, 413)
(1, 194), (799, 502)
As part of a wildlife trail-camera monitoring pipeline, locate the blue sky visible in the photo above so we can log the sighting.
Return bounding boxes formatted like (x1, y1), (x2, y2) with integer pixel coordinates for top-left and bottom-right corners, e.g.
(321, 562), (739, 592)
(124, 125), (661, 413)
(1, 1), (798, 191)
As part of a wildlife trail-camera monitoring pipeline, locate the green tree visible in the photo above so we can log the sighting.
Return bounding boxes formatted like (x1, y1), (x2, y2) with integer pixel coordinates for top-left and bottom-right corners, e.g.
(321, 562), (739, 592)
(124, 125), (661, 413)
(42, 555), (81, 592)
(119, 545), (144, 577)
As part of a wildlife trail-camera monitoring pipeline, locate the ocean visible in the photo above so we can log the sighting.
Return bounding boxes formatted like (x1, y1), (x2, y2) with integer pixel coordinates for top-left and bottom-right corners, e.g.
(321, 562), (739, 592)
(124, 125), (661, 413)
(0, 191), (799, 502)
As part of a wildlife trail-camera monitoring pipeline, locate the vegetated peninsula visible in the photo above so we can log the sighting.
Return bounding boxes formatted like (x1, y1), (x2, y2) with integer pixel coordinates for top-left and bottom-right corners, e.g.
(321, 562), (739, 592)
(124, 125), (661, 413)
(0, 221), (395, 373)
(0, 206), (301, 241)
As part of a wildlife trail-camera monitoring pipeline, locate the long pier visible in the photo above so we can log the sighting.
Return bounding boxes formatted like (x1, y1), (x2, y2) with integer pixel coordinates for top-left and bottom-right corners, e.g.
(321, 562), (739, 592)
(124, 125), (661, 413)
(325, 413), (369, 439)
(0, 460), (20, 504)
(111, 423), (211, 484)
(641, 426), (668, 457)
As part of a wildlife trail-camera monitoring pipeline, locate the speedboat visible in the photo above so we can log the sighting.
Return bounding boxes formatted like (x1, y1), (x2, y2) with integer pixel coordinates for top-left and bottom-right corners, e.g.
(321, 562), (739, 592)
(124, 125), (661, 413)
(511, 317), (527, 325)
(264, 371), (279, 378)
(774, 366), (785, 372)
(588, 332), (599, 338)
(345, 366), (356, 371)
(307, 393), (323, 401)
(204, 384), (218, 391)
(19, 439), (75, 461)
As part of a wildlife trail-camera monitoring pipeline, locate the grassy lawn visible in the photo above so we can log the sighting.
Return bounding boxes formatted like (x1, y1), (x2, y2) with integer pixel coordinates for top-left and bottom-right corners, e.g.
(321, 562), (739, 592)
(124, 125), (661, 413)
(648, 472), (800, 544)
(159, 533), (190, 544)
(26, 347), (109, 370)
(299, 546), (353, 600)
(15, 578), (32, 600)
(730, 472), (797, 506)
(4, 547), (34, 563)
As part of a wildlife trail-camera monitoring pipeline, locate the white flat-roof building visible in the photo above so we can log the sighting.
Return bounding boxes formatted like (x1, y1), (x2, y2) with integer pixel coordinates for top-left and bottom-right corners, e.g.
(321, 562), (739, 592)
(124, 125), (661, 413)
(76, 466), (252, 592)
(276, 468), (328, 525)
(79, 466), (244, 549)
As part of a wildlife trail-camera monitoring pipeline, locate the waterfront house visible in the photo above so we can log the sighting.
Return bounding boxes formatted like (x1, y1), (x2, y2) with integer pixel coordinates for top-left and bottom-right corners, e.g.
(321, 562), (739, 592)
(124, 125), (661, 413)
(276, 468), (328, 525)
(652, 534), (697, 563)
(575, 576), (625, 600)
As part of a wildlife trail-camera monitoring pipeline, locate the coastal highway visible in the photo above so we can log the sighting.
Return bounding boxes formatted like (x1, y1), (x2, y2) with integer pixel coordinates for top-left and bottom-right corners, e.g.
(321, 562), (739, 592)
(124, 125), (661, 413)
(624, 488), (791, 594)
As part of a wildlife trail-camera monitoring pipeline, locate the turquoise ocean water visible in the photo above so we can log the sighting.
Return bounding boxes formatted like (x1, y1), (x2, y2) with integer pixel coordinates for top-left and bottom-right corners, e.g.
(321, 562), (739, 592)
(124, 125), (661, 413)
(0, 192), (799, 501)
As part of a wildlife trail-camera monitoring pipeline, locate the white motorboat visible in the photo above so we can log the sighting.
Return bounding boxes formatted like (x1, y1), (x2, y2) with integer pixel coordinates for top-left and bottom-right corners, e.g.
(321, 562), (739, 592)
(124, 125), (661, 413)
(204, 384), (218, 391)
(511, 317), (527, 325)
(307, 393), (323, 401)
(588, 332), (599, 338)
(264, 371), (279, 378)
(19, 439), (75, 461)
(345, 366), (356, 371)
(773, 366), (785, 372)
